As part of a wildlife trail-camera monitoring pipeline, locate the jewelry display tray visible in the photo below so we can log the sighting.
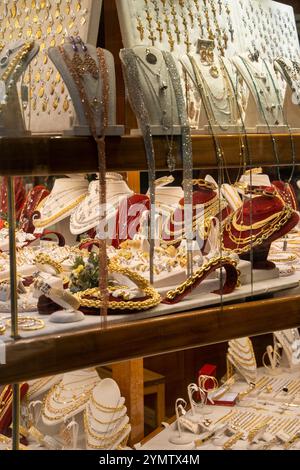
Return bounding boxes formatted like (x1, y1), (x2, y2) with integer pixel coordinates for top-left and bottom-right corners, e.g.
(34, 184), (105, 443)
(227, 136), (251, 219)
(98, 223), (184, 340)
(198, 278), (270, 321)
(138, 368), (300, 451)
(1, 272), (300, 344)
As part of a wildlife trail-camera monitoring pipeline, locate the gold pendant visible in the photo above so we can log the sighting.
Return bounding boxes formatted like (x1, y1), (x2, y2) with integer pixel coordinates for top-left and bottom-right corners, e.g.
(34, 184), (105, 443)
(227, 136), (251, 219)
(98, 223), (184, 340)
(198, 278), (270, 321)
(76, 1), (82, 12)
(46, 70), (51, 81)
(63, 97), (69, 112)
(31, 0), (36, 8)
(33, 14), (38, 23)
(35, 71), (41, 82)
(61, 83), (65, 94)
(41, 0), (46, 8)
(210, 66), (219, 79)
(50, 83), (55, 96)
(11, 3), (17, 19)
(36, 27), (42, 40)
(40, 42), (46, 52)
(47, 25), (52, 35)
(53, 97), (59, 110)
(55, 72), (61, 84)
(27, 26), (32, 38)
(42, 99), (48, 112)
(38, 86), (45, 98)
(65, 2), (71, 15)
(43, 54), (48, 65)
(50, 38), (56, 47)
(69, 20), (74, 30)
(56, 23), (63, 34)
(55, 8), (60, 19)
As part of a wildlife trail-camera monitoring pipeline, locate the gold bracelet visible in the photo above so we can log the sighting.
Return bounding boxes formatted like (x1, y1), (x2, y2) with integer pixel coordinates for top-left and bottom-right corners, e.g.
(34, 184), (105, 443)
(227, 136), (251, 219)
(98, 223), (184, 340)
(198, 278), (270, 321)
(6, 316), (45, 331)
(223, 431), (244, 450)
(35, 253), (63, 274)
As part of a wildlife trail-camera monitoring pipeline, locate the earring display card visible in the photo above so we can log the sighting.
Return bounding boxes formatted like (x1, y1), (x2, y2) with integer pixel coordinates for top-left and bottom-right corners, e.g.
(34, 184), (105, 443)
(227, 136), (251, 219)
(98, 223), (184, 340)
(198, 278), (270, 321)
(0, 0), (102, 133)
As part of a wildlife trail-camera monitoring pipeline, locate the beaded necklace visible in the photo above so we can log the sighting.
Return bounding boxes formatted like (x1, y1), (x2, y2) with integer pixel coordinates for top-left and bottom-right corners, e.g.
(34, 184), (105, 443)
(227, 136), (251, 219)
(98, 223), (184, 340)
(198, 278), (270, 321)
(58, 44), (109, 323)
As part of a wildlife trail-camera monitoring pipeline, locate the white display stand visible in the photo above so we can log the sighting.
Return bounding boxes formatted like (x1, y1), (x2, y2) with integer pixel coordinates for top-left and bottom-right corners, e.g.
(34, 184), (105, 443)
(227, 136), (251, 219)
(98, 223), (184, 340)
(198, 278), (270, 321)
(231, 54), (286, 133)
(49, 44), (123, 137)
(180, 52), (240, 134)
(274, 58), (300, 133)
(121, 45), (182, 136)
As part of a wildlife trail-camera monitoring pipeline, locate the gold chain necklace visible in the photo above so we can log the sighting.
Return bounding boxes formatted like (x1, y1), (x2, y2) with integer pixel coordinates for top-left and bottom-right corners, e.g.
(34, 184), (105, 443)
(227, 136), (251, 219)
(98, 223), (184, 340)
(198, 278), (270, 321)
(232, 210), (284, 232)
(87, 403), (124, 426)
(42, 385), (92, 420)
(90, 393), (125, 413)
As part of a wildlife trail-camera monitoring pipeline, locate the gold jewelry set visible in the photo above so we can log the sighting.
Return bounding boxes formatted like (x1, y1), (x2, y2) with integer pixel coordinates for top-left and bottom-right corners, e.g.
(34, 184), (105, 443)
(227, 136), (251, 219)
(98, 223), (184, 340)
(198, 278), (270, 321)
(223, 204), (294, 255)
(42, 383), (94, 421)
(228, 338), (257, 370)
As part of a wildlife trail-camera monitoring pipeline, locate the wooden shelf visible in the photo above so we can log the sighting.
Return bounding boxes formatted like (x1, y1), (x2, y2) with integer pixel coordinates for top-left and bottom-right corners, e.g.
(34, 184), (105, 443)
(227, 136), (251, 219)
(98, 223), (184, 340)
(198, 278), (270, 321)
(2, 293), (300, 385)
(0, 133), (299, 176)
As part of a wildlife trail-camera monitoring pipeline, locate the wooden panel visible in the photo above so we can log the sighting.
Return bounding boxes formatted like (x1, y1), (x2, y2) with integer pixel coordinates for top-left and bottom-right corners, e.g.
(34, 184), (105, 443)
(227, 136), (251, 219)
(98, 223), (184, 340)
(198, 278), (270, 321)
(1, 294), (300, 386)
(0, 134), (300, 176)
(112, 360), (144, 444)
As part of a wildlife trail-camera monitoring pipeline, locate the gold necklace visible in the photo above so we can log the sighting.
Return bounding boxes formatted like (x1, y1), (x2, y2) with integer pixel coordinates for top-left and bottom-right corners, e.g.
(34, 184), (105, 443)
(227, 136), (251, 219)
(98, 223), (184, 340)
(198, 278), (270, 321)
(0, 41), (34, 113)
(86, 425), (131, 450)
(34, 193), (86, 228)
(232, 210), (284, 232)
(223, 206), (293, 254)
(229, 338), (255, 355)
(84, 411), (126, 441)
(90, 393), (125, 413)
(87, 403), (124, 426)
(42, 385), (92, 420)
(227, 350), (257, 369)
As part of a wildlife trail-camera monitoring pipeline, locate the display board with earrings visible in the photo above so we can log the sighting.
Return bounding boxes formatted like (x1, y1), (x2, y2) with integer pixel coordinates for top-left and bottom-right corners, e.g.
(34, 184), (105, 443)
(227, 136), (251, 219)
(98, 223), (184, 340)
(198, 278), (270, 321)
(0, 0), (102, 133)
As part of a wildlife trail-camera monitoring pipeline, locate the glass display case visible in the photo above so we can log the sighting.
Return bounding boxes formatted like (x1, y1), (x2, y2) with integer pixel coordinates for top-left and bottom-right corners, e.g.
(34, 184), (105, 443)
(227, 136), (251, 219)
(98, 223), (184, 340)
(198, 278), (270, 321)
(0, 0), (300, 452)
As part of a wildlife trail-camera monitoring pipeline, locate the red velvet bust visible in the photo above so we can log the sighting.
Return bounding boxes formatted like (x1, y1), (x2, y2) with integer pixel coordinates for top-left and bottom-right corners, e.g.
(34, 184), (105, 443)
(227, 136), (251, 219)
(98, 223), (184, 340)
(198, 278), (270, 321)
(223, 193), (299, 269)
(161, 183), (231, 247)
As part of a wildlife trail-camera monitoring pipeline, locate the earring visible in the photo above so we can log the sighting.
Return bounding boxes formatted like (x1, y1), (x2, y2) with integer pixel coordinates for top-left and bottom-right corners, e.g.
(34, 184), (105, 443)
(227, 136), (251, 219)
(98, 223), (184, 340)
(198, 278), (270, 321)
(69, 36), (84, 75)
